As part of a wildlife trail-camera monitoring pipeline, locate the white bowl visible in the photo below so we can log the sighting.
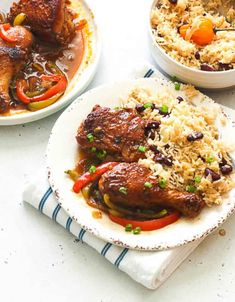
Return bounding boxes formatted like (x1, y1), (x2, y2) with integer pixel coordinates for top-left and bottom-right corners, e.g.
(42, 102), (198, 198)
(0, 0), (101, 126)
(148, 0), (235, 89)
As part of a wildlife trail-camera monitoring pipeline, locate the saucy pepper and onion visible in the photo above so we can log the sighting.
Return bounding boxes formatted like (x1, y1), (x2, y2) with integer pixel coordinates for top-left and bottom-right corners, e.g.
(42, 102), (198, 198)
(0, 11), (86, 114)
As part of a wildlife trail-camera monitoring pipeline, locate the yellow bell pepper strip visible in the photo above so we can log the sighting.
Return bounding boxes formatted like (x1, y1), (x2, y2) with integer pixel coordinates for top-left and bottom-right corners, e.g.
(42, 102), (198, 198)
(16, 74), (67, 104)
(13, 13), (26, 26)
(0, 23), (17, 43)
(27, 94), (61, 111)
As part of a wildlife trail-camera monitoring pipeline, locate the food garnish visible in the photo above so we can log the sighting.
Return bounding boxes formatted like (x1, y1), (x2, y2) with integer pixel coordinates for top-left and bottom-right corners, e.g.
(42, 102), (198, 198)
(206, 155), (215, 164)
(179, 17), (215, 46)
(194, 176), (202, 184)
(138, 146), (146, 153)
(186, 185), (197, 193)
(119, 187), (128, 195)
(89, 165), (97, 174)
(125, 224), (133, 232)
(159, 104), (169, 115)
(144, 102), (154, 109)
(174, 82), (181, 91)
(159, 178), (167, 189)
(87, 133), (94, 142)
(144, 182), (153, 188)
(133, 227), (142, 235)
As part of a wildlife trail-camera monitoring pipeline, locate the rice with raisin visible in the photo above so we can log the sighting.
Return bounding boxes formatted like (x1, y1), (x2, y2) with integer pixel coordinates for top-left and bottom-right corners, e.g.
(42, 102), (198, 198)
(151, 0), (235, 71)
(121, 84), (235, 206)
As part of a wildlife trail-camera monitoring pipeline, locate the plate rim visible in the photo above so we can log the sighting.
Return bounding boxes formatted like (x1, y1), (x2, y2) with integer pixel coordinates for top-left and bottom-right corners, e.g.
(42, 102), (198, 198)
(0, 0), (102, 126)
(46, 77), (235, 251)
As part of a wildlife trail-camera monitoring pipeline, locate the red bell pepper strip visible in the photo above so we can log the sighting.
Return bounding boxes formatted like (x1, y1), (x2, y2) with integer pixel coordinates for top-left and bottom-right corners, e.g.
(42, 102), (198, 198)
(76, 19), (87, 30)
(16, 74), (67, 104)
(73, 162), (118, 193)
(0, 23), (17, 43)
(109, 211), (180, 231)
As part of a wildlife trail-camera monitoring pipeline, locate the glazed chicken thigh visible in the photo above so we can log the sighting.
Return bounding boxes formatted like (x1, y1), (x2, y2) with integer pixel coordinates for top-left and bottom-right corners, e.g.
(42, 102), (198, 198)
(76, 105), (148, 162)
(9, 0), (76, 45)
(0, 25), (33, 113)
(99, 163), (205, 218)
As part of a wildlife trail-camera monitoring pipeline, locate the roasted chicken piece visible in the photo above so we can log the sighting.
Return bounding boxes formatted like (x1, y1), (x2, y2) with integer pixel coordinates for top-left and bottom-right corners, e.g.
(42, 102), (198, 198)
(0, 25), (33, 113)
(99, 163), (205, 218)
(76, 105), (149, 162)
(9, 0), (76, 45)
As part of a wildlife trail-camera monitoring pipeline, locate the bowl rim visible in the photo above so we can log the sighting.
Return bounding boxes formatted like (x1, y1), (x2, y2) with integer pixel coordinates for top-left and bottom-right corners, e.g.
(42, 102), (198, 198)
(0, 0), (102, 126)
(148, 0), (235, 76)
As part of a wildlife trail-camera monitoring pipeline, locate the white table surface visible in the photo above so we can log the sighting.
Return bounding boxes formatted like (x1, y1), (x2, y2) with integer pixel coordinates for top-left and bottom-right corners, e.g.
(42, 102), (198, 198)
(1, 0), (235, 301)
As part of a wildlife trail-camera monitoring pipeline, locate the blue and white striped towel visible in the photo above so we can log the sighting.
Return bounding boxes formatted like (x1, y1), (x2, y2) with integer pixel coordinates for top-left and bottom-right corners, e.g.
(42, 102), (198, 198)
(23, 66), (202, 290)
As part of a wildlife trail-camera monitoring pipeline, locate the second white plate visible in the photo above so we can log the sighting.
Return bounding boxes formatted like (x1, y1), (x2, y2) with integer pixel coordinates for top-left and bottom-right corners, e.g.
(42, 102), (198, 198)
(0, 0), (101, 125)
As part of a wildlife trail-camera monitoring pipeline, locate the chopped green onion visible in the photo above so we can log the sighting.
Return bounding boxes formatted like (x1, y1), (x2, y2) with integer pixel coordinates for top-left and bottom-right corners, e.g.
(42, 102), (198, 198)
(114, 106), (120, 110)
(140, 209), (155, 214)
(133, 227), (141, 235)
(172, 76), (178, 82)
(96, 150), (107, 159)
(159, 178), (167, 189)
(138, 146), (146, 153)
(144, 102), (153, 109)
(186, 185), (197, 193)
(85, 159), (97, 171)
(87, 133), (94, 142)
(160, 105), (169, 114)
(89, 165), (96, 174)
(91, 147), (97, 153)
(144, 182), (153, 188)
(174, 82), (181, 91)
(119, 187), (128, 195)
(155, 209), (168, 218)
(206, 155), (215, 163)
(194, 176), (202, 183)
(125, 224), (133, 232)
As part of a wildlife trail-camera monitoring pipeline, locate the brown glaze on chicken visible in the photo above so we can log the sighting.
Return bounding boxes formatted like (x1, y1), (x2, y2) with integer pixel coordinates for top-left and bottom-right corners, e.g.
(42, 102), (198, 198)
(9, 0), (76, 45)
(99, 163), (205, 218)
(76, 105), (148, 162)
(0, 26), (33, 113)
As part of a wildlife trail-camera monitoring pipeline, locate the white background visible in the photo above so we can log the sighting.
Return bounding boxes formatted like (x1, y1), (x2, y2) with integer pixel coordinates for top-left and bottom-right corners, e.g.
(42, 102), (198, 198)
(1, 0), (235, 301)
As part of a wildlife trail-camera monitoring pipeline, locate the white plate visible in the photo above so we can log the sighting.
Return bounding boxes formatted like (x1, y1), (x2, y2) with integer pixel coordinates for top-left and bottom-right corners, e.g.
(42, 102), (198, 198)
(0, 0), (101, 125)
(46, 78), (235, 250)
